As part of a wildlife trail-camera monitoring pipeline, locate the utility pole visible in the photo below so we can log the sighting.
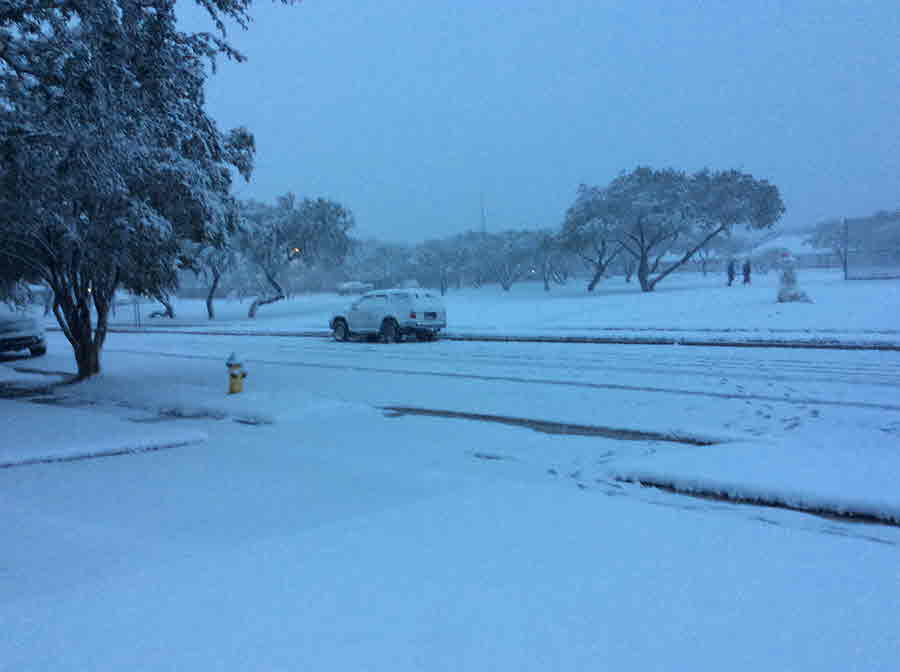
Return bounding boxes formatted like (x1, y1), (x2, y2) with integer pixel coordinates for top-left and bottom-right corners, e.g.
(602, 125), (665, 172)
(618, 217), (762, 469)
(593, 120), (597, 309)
(843, 217), (849, 280)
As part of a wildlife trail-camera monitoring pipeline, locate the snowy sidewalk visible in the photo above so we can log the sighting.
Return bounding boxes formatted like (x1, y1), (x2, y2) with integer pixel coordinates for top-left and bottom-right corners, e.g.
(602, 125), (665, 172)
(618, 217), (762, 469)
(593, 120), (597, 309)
(0, 399), (207, 468)
(607, 429), (900, 525)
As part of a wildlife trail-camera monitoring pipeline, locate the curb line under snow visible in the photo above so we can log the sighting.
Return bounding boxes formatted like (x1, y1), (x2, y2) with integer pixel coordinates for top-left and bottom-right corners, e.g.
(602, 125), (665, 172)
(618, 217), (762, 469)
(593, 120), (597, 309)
(445, 334), (900, 351)
(48, 327), (900, 351)
(614, 477), (900, 529)
(0, 437), (206, 469)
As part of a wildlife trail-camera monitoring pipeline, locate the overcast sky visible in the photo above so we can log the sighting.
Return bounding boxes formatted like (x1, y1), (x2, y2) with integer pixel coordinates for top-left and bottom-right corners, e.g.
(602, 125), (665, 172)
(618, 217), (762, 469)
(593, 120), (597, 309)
(178, 0), (898, 243)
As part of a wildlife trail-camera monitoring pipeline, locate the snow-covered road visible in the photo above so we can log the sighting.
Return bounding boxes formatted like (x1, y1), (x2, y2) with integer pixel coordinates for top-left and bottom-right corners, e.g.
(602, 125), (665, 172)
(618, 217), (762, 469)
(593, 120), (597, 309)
(99, 331), (900, 421)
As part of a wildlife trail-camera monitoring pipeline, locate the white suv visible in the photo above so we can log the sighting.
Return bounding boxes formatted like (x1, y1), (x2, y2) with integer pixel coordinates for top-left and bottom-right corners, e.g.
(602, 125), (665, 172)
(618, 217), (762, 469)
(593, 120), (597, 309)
(330, 289), (447, 342)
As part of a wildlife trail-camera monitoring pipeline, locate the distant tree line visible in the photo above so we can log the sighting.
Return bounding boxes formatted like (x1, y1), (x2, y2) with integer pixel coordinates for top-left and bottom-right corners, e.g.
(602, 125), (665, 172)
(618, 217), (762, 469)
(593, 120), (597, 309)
(335, 166), (786, 295)
(196, 167), (786, 304)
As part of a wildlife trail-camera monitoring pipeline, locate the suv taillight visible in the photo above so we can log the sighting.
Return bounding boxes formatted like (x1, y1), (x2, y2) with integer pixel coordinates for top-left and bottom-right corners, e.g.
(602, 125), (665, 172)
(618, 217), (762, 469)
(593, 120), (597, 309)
(409, 311), (417, 318)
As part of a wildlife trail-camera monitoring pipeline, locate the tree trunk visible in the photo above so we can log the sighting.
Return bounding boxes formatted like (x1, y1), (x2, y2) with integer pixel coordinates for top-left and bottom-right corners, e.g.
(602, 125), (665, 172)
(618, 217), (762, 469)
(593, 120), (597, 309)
(74, 338), (101, 379)
(248, 293), (284, 317)
(206, 269), (220, 320)
(586, 267), (604, 292)
(637, 254), (653, 292)
(644, 225), (726, 292)
(53, 287), (107, 379)
(151, 293), (175, 318)
(249, 272), (285, 318)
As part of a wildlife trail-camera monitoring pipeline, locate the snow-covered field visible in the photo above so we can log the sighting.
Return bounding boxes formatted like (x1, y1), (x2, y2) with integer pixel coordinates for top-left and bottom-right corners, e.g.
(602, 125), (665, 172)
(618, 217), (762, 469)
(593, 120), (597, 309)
(98, 269), (900, 344)
(3, 270), (900, 670)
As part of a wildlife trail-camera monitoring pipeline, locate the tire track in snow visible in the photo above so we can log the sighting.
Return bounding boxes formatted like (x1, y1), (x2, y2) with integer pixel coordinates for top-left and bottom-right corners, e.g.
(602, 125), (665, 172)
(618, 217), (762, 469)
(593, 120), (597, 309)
(275, 340), (900, 386)
(289, 346), (900, 388)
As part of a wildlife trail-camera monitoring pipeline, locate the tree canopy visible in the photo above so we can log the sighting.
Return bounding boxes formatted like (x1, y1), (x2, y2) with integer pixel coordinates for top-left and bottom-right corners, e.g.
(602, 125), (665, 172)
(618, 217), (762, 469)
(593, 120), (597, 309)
(562, 167), (785, 292)
(0, 0), (292, 377)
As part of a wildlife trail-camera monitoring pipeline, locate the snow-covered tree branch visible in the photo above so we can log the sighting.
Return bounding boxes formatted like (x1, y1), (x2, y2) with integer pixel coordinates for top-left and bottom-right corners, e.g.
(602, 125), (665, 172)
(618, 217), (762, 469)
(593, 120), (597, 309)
(561, 167), (785, 292)
(239, 195), (354, 317)
(0, 0), (291, 377)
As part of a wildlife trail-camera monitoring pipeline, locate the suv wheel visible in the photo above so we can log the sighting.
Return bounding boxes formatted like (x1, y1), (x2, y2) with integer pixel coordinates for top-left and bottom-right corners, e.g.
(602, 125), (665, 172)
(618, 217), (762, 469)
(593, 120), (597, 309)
(380, 318), (400, 344)
(332, 319), (350, 342)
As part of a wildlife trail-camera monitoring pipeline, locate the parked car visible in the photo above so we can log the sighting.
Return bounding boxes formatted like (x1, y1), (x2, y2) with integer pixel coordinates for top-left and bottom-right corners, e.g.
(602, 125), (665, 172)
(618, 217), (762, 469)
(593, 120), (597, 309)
(330, 289), (446, 342)
(0, 306), (47, 357)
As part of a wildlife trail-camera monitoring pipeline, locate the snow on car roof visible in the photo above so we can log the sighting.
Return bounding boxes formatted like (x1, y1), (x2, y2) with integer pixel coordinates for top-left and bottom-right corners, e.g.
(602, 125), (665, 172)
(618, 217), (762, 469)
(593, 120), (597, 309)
(362, 289), (440, 298)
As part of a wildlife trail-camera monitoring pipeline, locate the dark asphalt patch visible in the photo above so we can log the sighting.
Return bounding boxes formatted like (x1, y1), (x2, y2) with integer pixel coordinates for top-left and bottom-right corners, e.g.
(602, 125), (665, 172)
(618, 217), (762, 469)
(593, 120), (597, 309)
(381, 406), (717, 445)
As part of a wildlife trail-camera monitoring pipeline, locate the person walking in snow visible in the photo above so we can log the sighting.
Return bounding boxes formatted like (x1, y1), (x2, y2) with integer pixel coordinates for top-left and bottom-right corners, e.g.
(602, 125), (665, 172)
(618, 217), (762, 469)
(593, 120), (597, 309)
(726, 259), (736, 286)
(742, 259), (752, 285)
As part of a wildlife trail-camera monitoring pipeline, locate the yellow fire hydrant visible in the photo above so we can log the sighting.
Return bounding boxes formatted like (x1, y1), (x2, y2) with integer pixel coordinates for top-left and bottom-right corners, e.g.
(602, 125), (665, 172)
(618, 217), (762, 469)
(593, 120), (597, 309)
(226, 353), (247, 394)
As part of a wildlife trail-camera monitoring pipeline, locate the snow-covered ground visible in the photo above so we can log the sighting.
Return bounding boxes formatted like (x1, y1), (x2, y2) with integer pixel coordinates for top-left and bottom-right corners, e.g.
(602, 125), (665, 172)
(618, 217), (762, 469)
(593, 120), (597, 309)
(3, 271), (900, 670)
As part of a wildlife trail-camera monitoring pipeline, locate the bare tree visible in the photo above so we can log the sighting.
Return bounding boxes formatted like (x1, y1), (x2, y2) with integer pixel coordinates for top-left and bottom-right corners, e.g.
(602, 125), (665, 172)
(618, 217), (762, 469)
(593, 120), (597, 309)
(344, 239), (413, 289)
(479, 231), (538, 291)
(805, 218), (849, 278)
(559, 185), (624, 291)
(414, 239), (458, 295)
(240, 195), (353, 317)
(533, 230), (565, 291)
(183, 225), (241, 320)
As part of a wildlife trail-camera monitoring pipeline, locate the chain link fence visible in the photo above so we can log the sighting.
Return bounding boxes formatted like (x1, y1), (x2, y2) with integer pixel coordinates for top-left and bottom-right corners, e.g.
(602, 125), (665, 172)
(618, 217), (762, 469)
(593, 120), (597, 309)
(846, 213), (900, 280)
